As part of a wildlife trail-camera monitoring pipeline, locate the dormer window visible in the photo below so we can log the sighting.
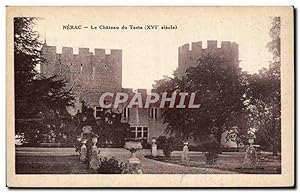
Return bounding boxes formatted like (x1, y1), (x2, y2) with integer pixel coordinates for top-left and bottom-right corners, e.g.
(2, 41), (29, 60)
(123, 107), (130, 119)
(150, 107), (158, 119)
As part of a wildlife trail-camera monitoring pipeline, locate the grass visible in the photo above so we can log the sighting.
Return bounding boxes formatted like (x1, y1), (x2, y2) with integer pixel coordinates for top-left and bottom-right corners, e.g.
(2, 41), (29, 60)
(16, 151), (281, 174)
(145, 152), (281, 174)
(16, 155), (90, 174)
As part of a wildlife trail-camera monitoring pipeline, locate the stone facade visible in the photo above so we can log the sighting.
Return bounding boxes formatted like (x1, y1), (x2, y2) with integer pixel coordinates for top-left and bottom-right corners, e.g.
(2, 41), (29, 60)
(118, 88), (167, 142)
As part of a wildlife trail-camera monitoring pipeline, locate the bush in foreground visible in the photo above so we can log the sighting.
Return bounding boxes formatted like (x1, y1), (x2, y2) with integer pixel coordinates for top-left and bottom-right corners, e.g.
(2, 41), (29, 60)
(97, 157), (125, 174)
(157, 136), (177, 158)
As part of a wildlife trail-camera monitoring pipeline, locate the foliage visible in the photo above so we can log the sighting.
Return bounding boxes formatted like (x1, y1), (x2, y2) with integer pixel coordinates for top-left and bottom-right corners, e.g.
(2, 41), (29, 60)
(95, 111), (131, 147)
(156, 136), (177, 158)
(154, 18), (281, 156)
(97, 157), (125, 174)
(155, 54), (248, 148)
(14, 17), (75, 145)
(246, 17), (281, 155)
(14, 18), (39, 89)
(74, 103), (131, 148)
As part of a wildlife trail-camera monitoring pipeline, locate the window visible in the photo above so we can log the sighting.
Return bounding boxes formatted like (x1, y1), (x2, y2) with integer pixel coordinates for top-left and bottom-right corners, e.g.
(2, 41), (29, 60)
(130, 127), (136, 138)
(123, 107), (130, 119)
(59, 61), (62, 73)
(150, 107), (158, 119)
(95, 107), (103, 118)
(136, 127), (142, 138)
(143, 130), (148, 139)
(130, 126), (148, 140)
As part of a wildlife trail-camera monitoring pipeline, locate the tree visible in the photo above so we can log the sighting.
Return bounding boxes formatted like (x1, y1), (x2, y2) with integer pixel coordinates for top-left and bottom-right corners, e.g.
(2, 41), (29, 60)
(14, 17), (75, 145)
(94, 107), (131, 147)
(14, 17), (40, 119)
(75, 103), (131, 147)
(155, 54), (247, 148)
(247, 17), (281, 155)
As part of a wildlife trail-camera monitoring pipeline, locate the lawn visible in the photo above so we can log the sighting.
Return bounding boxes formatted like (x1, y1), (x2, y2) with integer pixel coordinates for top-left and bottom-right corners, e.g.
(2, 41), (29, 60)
(16, 155), (90, 174)
(145, 152), (281, 174)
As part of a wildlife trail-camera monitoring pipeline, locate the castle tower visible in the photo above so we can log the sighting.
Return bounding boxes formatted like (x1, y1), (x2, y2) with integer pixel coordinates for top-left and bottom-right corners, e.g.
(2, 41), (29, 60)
(41, 45), (123, 107)
(41, 43), (57, 77)
(177, 40), (239, 78)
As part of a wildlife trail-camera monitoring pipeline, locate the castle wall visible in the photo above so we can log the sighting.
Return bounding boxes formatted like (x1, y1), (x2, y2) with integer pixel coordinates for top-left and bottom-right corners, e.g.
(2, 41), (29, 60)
(61, 47), (73, 83)
(177, 40), (239, 78)
(41, 45), (123, 108)
(110, 49), (122, 90)
(41, 46), (56, 77)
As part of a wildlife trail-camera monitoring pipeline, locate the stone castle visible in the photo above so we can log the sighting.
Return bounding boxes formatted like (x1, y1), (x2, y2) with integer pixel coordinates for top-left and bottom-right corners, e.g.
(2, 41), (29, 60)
(41, 40), (239, 147)
(177, 40), (239, 78)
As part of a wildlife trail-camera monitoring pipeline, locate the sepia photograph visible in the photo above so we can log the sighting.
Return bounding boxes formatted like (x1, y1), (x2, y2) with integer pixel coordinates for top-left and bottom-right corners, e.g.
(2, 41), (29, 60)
(6, 6), (294, 187)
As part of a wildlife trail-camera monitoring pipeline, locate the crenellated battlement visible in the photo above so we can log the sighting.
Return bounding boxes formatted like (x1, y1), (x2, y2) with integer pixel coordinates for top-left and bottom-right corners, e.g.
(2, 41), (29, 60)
(178, 40), (238, 53)
(43, 45), (122, 57)
(177, 40), (239, 78)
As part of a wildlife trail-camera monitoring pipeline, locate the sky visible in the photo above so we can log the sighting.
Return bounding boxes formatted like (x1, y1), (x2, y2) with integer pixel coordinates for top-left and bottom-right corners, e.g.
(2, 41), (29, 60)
(33, 7), (273, 90)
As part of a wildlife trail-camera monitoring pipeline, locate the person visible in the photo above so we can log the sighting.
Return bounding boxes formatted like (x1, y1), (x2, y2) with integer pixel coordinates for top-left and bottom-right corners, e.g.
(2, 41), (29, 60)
(243, 141), (258, 168)
(181, 142), (189, 165)
(89, 137), (100, 170)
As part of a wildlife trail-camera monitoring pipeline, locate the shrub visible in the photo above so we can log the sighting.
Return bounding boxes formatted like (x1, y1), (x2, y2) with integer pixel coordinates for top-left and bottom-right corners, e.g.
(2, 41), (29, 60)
(157, 136), (176, 158)
(97, 157), (125, 174)
(156, 136), (167, 149)
(141, 139), (151, 149)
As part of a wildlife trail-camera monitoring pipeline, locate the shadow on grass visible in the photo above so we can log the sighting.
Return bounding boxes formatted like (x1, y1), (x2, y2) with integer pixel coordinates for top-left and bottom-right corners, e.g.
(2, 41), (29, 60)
(145, 154), (281, 174)
(16, 155), (90, 174)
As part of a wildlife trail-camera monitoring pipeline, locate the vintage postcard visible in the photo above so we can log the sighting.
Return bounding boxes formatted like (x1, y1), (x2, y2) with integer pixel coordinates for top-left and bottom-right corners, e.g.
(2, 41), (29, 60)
(6, 6), (294, 187)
